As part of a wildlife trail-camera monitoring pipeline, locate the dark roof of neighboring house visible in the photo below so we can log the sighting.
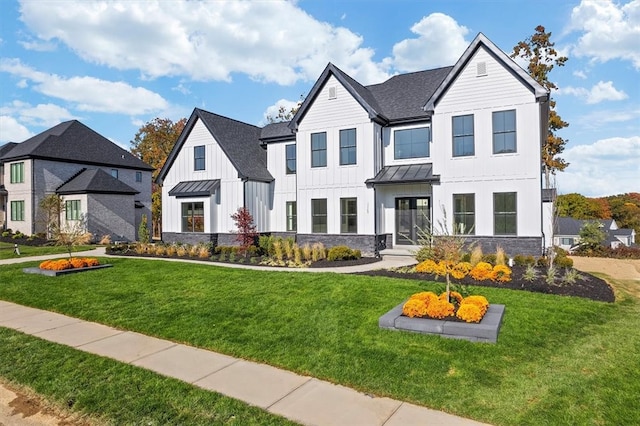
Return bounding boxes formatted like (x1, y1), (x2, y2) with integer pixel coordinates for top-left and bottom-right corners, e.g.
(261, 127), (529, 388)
(260, 122), (295, 143)
(556, 217), (584, 235)
(157, 108), (273, 184)
(365, 163), (440, 185)
(0, 142), (18, 159)
(611, 228), (634, 236)
(0, 120), (153, 171)
(56, 168), (139, 195)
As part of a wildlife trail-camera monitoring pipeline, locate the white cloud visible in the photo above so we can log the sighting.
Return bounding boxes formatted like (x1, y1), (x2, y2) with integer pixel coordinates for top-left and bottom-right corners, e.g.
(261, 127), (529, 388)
(17, 0), (391, 85)
(0, 100), (77, 127)
(0, 116), (34, 143)
(560, 80), (628, 104)
(389, 13), (470, 72)
(18, 39), (57, 52)
(568, 0), (640, 68)
(260, 98), (302, 125)
(573, 70), (587, 79)
(0, 58), (168, 115)
(558, 136), (640, 196)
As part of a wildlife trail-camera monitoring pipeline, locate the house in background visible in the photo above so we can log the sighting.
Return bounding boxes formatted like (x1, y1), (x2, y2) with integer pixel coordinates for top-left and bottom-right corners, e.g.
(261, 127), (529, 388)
(555, 217), (636, 251)
(0, 120), (153, 242)
(158, 33), (551, 256)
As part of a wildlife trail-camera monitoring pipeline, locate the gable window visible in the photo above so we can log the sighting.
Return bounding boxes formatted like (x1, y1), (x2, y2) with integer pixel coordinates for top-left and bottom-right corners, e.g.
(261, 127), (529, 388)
(560, 238), (574, 245)
(340, 198), (357, 233)
(394, 127), (430, 159)
(111, 169), (118, 179)
(182, 202), (204, 232)
(10, 162), (24, 183)
(65, 200), (81, 221)
(135, 171), (142, 182)
(493, 110), (517, 154)
(494, 192), (517, 235)
(10, 200), (24, 221)
(452, 115), (474, 157)
(285, 144), (296, 174)
(311, 198), (327, 233)
(286, 201), (297, 232)
(339, 129), (357, 165)
(311, 132), (327, 168)
(453, 194), (475, 235)
(194, 145), (205, 171)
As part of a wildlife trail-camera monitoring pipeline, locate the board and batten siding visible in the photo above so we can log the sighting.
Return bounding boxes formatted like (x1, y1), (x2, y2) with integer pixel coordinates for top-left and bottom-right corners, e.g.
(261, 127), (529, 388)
(430, 45), (543, 238)
(162, 118), (243, 235)
(295, 75), (376, 235)
(267, 140), (297, 232)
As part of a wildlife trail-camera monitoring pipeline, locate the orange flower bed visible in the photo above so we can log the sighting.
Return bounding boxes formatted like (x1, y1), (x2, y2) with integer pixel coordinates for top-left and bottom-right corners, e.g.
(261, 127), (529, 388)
(39, 258), (100, 271)
(402, 291), (490, 323)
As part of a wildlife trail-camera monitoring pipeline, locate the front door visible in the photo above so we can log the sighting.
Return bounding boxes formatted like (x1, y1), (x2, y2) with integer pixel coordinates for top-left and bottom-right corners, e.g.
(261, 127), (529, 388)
(395, 197), (430, 245)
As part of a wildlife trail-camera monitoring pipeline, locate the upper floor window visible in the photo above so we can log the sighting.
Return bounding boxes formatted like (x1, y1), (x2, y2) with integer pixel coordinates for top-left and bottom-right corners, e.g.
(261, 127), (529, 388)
(65, 200), (81, 221)
(285, 144), (296, 174)
(340, 198), (357, 233)
(286, 201), (297, 232)
(135, 171), (143, 182)
(10, 200), (24, 221)
(111, 169), (118, 179)
(493, 110), (517, 154)
(394, 127), (430, 159)
(453, 194), (475, 235)
(194, 145), (205, 171)
(494, 192), (517, 235)
(10, 162), (24, 183)
(452, 115), (474, 157)
(311, 198), (327, 233)
(311, 132), (327, 168)
(339, 129), (357, 165)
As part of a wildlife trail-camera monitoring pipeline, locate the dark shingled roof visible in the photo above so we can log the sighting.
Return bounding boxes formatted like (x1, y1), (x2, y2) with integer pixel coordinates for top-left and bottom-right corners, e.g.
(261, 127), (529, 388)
(365, 163), (440, 185)
(168, 179), (220, 197)
(260, 122), (295, 143)
(56, 168), (139, 195)
(158, 109), (273, 184)
(0, 142), (18, 159)
(0, 121), (153, 170)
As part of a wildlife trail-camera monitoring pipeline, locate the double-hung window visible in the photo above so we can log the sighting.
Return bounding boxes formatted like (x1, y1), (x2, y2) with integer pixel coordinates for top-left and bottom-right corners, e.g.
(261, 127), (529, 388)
(494, 192), (517, 235)
(453, 194), (475, 235)
(10, 162), (24, 183)
(65, 200), (81, 221)
(394, 127), (430, 159)
(311, 133), (327, 167)
(493, 110), (517, 154)
(311, 199), (327, 233)
(182, 202), (204, 232)
(452, 115), (474, 157)
(135, 171), (142, 182)
(286, 201), (297, 232)
(10, 200), (24, 221)
(340, 198), (357, 233)
(194, 145), (205, 171)
(339, 129), (356, 165)
(285, 144), (296, 174)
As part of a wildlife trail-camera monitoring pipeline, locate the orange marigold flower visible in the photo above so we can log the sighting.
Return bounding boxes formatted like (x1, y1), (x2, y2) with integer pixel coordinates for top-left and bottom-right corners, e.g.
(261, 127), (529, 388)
(415, 259), (438, 274)
(469, 262), (494, 281)
(451, 262), (472, 279)
(492, 264), (512, 283)
(403, 299), (428, 318)
(456, 303), (484, 323)
(425, 299), (455, 319)
(432, 261), (448, 277)
(409, 291), (438, 307)
(83, 258), (100, 267)
(462, 295), (489, 315)
(70, 258), (87, 269)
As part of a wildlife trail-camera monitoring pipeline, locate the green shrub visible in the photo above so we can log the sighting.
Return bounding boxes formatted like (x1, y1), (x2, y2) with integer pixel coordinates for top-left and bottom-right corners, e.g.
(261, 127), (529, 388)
(327, 245), (360, 261)
(513, 254), (536, 266)
(482, 254), (496, 265)
(1, 231), (10, 238)
(537, 257), (549, 267)
(555, 256), (574, 268)
(414, 245), (433, 263)
(258, 235), (274, 256)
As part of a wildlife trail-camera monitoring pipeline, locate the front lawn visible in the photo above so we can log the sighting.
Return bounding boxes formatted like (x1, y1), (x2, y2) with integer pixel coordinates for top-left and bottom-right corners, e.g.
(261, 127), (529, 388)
(0, 241), (95, 260)
(1, 258), (638, 425)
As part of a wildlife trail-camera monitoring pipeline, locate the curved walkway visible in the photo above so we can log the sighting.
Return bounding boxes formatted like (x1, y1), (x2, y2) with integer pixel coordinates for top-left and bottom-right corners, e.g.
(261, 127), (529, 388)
(0, 250), (488, 426)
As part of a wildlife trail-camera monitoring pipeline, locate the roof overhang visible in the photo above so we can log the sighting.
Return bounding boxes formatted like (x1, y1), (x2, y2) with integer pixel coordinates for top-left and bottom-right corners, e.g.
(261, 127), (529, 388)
(168, 179), (220, 198)
(365, 164), (440, 186)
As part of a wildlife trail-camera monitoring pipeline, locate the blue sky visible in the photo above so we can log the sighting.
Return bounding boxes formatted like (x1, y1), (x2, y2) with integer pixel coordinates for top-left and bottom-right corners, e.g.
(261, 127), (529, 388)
(1, 0), (638, 197)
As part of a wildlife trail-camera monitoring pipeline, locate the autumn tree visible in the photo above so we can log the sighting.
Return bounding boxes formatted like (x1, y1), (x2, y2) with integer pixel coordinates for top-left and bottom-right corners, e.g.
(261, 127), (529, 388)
(557, 193), (611, 219)
(512, 25), (569, 188)
(266, 95), (304, 123)
(231, 207), (258, 254)
(130, 117), (186, 238)
(39, 194), (65, 239)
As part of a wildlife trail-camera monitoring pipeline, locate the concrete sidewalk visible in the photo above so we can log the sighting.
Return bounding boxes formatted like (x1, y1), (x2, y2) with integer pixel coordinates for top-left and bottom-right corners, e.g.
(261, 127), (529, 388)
(0, 300), (488, 426)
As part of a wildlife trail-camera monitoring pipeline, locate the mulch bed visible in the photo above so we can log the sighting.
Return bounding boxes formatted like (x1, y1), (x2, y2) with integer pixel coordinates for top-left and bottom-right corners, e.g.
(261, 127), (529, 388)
(356, 265), (615, 303)
(0, 235), (51, 247)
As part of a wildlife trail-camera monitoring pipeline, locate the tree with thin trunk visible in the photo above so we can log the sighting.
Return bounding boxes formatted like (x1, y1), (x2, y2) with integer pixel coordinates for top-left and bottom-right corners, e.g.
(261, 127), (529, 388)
(511, 25), (569, 189)
(39, 194), (65, 239)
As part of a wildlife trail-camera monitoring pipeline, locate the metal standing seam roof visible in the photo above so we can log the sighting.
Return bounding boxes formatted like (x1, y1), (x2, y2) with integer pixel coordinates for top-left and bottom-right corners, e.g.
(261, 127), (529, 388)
(168, 179), (220, 197)
(365, 164), (440, 185)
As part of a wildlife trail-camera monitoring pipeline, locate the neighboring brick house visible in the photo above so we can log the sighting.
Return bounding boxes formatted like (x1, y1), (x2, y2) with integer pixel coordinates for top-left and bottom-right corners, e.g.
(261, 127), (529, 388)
(555, 217), (637, 251)
(0, 120), (153, 241)
(158, 33), (551, 256)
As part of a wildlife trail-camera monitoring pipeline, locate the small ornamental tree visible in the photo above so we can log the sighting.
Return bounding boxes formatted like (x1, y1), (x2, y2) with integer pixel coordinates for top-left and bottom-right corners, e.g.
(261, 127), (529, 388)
(138, 214), (150, 243)
(231, 207), (258, 254)
(52, 215), (92, 258)
(579, 220), (605, 251)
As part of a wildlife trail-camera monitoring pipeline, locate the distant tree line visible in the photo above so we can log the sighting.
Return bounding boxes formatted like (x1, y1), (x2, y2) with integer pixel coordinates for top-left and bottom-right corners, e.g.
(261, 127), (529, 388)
(557, 192), (640, 235)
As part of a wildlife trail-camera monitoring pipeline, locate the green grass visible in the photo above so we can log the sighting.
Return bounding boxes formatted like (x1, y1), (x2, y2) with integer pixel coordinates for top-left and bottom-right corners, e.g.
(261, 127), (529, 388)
(1, 257), (638, 425)
(0, 327), (294, 425)
(0, 241), (95, 260)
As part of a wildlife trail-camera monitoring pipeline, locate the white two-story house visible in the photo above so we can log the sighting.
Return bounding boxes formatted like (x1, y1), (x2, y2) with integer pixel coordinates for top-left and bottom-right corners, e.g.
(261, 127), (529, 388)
(158, 33), (550, 256)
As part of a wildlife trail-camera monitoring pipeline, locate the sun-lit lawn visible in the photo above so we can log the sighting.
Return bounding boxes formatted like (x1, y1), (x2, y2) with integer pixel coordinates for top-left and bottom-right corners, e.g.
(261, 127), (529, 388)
(0, 241), (95, 260)
(1, 257), (638, 425)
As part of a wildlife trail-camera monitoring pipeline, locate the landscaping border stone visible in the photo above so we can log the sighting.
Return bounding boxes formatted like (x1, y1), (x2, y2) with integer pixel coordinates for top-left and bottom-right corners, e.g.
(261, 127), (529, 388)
(379, 302), (505, 343)
(23, 264), (113, 277)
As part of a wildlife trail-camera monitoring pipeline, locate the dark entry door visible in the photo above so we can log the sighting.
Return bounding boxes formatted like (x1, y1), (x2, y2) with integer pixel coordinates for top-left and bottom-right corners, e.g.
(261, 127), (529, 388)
(395, 197), (430, 245)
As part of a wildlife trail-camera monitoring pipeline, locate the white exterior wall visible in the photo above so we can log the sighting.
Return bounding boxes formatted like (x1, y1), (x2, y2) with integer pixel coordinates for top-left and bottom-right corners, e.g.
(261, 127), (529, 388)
(162, 119), (243, 234)
(296, 75), (376, 235)
(430, 46), (543, 238)
(244, 180), (271, 232)
(267, 140), (297, 232)
(5, 159), (33, 235)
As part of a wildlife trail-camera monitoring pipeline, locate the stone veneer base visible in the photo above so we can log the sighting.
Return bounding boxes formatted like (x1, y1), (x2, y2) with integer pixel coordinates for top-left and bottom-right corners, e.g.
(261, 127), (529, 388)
(379, 302), (505, 343)
(23, 264), (113, 277)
